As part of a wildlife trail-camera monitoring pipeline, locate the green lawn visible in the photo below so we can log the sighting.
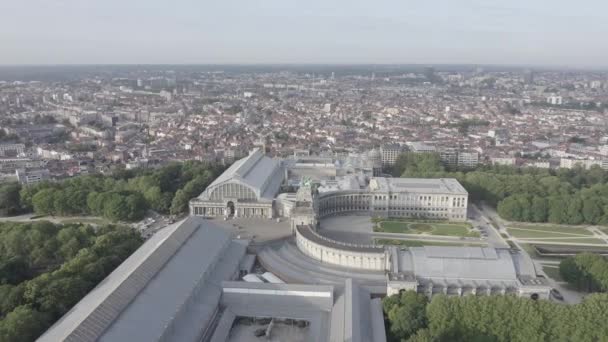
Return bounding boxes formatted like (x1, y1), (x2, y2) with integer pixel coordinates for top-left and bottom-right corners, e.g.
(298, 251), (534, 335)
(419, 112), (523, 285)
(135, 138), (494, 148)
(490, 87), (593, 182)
(376, 220), (479, 237)
(508, 228), (578, 239)
(525, 238), (607, 245)
(375, 239), (485, 247)
(508, 224), (593, 236)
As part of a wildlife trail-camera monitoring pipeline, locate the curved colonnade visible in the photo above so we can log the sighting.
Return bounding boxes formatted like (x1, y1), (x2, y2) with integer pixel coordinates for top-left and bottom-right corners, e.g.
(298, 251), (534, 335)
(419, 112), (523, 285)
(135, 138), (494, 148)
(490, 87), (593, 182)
(295, 225), (388, 271)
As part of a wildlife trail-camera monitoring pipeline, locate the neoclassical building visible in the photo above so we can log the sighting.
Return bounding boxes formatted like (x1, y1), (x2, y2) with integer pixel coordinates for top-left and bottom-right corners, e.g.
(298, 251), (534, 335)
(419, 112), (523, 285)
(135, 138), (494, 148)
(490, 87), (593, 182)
(191, 150), (469, 222)
(190, 148), (283, 218)
(288, 184), (550, 300)
(315, 178), (468, 221)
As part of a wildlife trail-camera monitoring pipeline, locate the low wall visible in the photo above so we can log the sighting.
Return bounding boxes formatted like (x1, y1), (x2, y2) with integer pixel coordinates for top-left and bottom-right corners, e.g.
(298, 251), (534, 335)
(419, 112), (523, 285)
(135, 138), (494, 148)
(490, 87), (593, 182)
(295, 225), (388, 271)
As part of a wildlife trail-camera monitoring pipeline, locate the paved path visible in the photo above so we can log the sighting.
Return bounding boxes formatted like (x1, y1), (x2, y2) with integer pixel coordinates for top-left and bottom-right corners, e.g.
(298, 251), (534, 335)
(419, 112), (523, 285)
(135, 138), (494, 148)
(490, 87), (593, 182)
(317, 215), (488, 246)
(479, 204), (583, 304)
(371, 232), (485, 243)
(0, 213), (109, 225)
(468, 204), (510, 248)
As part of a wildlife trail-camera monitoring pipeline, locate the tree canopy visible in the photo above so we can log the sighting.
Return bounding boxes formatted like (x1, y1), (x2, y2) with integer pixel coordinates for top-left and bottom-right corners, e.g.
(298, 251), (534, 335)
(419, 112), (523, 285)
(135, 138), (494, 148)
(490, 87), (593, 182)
(0, 221), (142, 342)
(9, 161), (224, 222)
(383, 291), (608, 342)
(392, 153), (608, 225)
(560, 253), (608, 292)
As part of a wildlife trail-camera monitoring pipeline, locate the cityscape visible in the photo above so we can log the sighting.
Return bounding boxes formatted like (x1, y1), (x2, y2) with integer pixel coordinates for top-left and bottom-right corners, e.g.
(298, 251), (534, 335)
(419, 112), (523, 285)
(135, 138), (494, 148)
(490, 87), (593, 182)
(2, 64), (608, 182)
(1, 64), (607, 342)
(2, 1), (608, 342)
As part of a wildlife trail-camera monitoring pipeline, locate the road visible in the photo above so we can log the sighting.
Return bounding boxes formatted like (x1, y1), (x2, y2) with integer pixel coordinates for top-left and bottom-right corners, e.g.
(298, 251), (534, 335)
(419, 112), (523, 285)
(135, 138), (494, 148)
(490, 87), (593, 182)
(468, 204), (510, 248)
(0, 213), (109, 225)
(478, 204), (584, 304)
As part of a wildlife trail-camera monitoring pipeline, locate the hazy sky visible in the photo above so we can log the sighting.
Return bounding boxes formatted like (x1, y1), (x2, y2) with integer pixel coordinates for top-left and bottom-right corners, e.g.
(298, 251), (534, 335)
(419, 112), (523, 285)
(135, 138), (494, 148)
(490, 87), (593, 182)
(1, 0), (607, 66)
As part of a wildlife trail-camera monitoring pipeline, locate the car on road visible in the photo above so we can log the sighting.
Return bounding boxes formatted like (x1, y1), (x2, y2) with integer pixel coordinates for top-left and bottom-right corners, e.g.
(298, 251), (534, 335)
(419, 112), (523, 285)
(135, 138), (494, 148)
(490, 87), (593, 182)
(551, 289), (564, 301)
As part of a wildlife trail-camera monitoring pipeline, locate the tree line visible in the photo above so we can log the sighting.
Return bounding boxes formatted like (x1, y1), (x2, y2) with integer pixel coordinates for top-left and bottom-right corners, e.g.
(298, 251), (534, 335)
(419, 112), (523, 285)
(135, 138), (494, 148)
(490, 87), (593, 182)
(0, 161), (224, 222)
(392, 152), (608, 225)
(560, 253), (608, 292)
(0, 221), (142, 342)
(383, 290), (608, 342)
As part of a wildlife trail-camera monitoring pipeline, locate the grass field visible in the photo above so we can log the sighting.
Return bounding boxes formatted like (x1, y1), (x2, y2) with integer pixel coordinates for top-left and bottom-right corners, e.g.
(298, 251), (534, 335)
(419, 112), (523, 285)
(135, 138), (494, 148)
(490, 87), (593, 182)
(376, 221), (479, 237)
(375, 239), (485, 247)
(507, 224), (596, 242)
(508, 224), (593, 236)
(524, 238), (607, 245)
(508, 229), (584, 239)
(542, 265), (564, 282)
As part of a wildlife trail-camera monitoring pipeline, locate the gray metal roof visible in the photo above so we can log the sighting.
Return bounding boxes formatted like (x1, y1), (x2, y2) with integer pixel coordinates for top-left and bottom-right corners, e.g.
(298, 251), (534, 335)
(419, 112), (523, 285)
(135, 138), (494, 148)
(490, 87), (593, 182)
(403, 246), (519, 281)
(199, 148), (283, 201)
(99, 222), (244, 342)
(37, 217), (204, 342)
(330, 279), (387, 342)
(369, 177), (468, 195)
(37, 217), (247, 342)
(424, 246), (498, 260)
(297, 225), (385, 253)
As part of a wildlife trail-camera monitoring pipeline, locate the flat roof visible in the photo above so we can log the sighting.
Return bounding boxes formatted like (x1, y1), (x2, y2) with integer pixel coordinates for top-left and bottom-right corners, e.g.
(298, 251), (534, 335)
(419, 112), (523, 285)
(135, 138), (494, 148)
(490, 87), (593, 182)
(369, 177), (468, 195)
(297, 225), (384, 254)
(37, 217), (199, 342)
(100, 224), (244, 342)
(401, 247), (519, 281)
(37, 217), (247, 342)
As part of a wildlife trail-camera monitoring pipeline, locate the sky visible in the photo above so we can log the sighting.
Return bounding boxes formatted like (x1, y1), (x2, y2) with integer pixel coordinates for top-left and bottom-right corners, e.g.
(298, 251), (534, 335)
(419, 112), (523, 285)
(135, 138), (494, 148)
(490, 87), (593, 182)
(1, 0), (608, 67)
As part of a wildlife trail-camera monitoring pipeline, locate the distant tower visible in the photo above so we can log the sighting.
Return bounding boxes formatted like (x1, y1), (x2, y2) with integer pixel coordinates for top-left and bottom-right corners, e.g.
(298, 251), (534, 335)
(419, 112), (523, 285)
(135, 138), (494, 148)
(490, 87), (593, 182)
(423, 67), (436, 82)
(523, 69), (535, 85)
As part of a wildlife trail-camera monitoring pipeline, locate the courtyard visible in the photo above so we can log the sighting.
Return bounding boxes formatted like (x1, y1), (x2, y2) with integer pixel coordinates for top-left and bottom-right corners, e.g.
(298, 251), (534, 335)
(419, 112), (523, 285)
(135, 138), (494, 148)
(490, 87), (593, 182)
(374, 219), (479, 238)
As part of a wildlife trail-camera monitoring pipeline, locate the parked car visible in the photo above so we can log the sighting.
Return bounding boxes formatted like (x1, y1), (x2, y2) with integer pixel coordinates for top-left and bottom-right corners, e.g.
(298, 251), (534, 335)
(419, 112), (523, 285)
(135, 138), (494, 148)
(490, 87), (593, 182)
(551, 288), (564, 301)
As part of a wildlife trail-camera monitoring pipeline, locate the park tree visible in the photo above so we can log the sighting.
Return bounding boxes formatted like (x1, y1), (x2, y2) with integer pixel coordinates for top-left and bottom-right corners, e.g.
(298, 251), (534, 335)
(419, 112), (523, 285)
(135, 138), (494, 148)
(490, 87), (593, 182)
(547, 196), (569, 224)
(0, 220), (143, 341)
(170, 189), (189, 215)
(125, 193), (147, 221)
(19, 182), (53, 211)
(383, 291), (429, 341)
(530, 196), (548, 222)
(566, 197), (585, 225)
(560, 256), (584, 288)
(0, 182), (22, 216)
(497, 196), (523, 221)
(32, 188), (58, 216)
(0, 284), (25, 316)
(393, 153), (445, 177)
(559, 254), (608, 292)
(384, 291), (429, 340)
(582, 198), (602, 225)
(0, 305), (50, 342)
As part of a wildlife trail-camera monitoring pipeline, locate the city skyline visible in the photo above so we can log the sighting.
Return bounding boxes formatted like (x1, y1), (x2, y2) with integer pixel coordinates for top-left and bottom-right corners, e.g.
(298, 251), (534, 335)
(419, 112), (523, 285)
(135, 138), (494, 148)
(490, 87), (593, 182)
(2, 0), (608, 67)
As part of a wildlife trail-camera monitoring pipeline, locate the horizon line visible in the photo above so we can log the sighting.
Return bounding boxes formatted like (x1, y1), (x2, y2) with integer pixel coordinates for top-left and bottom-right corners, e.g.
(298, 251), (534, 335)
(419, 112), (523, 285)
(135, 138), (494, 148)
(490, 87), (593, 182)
(0, 62), (607, 72)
